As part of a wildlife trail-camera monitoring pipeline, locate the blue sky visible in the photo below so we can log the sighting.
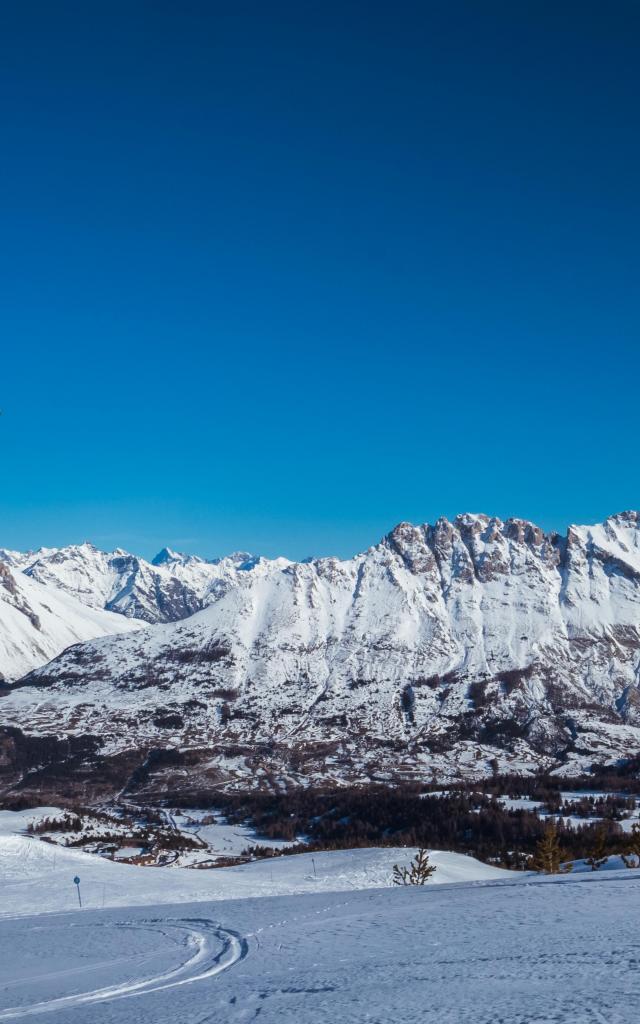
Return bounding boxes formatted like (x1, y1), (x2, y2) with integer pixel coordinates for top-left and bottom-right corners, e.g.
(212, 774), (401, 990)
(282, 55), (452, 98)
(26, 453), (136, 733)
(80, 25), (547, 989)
(1, 1), (639, 560)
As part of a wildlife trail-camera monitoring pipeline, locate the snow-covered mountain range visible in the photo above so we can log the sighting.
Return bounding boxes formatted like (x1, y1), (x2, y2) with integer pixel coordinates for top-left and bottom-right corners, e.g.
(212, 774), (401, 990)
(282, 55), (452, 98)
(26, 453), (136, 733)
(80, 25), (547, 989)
(2, 512), (640, 795)
(7, 542), (269, 627)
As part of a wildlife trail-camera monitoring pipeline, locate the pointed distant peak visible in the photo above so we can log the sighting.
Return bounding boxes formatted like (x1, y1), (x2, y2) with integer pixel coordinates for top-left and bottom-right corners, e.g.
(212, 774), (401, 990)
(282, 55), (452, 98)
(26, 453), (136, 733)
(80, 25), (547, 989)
(34, 540), (101, 565)
(46, 540), (88, 553)
(56, 540), (100, 557)
(0, 547), (28, 566)
(152, 547), (183, 566)
(152, 546), (206, 567)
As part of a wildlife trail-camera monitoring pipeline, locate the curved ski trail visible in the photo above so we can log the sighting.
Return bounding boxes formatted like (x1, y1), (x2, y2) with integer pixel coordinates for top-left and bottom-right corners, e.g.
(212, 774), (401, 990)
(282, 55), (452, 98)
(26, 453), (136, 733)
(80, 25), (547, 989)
(0, 918), (247, 1019)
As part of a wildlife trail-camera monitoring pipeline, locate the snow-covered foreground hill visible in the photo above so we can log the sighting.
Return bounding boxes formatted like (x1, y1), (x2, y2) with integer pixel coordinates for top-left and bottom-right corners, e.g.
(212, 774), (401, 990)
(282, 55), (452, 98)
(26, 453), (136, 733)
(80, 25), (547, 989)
(0, 833), (512, 915)
(1, 836), (639, 1022)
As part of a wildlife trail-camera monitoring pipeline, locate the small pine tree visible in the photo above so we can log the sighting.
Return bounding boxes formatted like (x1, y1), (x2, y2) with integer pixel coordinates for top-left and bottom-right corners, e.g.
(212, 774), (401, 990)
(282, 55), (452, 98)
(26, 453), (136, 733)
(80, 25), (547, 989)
(531, 821), (573, 874)
(393, 848), (436, 885)
(585, 824), (608, 871)
(622, 822), (640, 869)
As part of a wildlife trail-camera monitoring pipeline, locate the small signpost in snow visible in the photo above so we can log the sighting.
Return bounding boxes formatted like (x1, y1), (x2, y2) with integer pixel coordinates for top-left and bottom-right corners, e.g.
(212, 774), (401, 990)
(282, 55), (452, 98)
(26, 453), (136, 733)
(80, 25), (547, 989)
(73, 876), (82, 908)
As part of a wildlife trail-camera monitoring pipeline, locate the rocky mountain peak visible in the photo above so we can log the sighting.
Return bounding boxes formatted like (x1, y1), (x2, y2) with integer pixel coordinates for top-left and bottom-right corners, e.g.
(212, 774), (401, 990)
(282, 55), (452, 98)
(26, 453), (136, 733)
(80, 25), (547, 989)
(152, 547), (186, 566)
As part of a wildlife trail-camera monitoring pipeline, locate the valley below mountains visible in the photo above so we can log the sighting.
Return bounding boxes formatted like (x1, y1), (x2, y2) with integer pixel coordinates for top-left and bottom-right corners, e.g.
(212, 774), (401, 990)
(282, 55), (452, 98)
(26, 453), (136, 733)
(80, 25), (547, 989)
(2, 511), (640, 802)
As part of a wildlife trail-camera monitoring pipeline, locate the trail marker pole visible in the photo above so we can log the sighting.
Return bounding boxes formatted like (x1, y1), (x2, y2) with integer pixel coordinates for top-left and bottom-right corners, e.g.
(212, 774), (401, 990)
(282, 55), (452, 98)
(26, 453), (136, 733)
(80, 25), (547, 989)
(312, 857), (317, 879)
(73, 875), (82, 908)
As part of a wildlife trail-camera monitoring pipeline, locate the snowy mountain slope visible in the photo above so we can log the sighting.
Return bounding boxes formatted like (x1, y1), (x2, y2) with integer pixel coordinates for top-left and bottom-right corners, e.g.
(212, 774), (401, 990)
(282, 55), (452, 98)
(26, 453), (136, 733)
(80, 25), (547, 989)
(0, 561), (143, 682)
(2, 512), (640, 792)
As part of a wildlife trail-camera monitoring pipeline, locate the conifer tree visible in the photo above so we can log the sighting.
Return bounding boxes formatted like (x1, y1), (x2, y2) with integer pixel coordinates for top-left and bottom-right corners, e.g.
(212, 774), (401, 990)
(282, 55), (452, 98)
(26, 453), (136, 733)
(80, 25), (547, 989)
(531, 821), (573, 874)
(622, 822), (640, 869)
(585, 824), (608, 871)
(393, 848), (437, 885)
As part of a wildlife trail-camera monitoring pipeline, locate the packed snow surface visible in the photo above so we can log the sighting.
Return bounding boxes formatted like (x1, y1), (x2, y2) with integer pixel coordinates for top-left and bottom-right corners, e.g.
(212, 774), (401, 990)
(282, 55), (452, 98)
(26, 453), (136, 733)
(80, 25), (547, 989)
(1, 833), (639, 1022)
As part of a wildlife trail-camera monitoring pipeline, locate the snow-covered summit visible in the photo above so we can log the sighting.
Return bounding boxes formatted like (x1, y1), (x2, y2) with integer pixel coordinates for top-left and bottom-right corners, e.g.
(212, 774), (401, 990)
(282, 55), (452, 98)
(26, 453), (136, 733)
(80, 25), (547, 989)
(0, 540), (287, 678)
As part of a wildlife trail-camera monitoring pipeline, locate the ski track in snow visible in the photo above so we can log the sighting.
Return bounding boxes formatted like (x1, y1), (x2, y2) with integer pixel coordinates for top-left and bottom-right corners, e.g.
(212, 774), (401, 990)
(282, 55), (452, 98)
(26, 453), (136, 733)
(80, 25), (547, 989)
(0, 919), (247, 1019)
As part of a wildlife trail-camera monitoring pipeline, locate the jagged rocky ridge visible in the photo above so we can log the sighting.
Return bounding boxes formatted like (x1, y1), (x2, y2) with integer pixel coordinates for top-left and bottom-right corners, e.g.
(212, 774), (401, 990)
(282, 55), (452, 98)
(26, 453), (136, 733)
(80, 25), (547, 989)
(2, 512), (640, 797)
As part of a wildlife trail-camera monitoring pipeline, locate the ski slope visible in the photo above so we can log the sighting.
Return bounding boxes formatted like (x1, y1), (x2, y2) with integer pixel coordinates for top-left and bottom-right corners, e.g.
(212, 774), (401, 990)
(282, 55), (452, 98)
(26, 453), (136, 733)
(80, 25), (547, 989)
(1, 862), (640, 1023)
(0, 916), (246, 1020)
(1, 831), (639, 1022)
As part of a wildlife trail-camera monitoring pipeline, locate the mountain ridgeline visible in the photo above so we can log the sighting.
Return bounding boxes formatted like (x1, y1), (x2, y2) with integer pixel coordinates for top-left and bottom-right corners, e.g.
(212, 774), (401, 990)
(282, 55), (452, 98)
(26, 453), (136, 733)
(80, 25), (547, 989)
(1, 511), (640, 800)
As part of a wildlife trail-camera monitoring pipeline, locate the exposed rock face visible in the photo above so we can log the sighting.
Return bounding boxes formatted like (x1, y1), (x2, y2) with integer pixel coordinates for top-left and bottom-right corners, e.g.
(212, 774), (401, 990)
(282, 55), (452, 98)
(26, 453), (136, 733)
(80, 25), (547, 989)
(2, 512), (640, 796)
(0, 560), (42, 634)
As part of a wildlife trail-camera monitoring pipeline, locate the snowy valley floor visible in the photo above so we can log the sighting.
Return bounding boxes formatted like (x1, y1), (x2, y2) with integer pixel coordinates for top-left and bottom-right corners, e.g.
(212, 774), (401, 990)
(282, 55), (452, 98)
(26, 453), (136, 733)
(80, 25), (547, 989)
(1, 834), (639, 1022)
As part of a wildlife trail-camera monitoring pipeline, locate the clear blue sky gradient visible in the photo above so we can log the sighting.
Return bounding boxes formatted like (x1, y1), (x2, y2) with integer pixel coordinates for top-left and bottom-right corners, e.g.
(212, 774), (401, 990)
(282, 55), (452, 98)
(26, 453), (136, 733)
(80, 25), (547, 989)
(1, 1), (638, 560)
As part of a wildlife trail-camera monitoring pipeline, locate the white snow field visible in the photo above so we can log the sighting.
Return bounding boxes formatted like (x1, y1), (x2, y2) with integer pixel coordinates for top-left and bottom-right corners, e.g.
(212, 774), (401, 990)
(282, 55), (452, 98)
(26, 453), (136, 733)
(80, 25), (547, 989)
(2, 834), (640, 1023)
